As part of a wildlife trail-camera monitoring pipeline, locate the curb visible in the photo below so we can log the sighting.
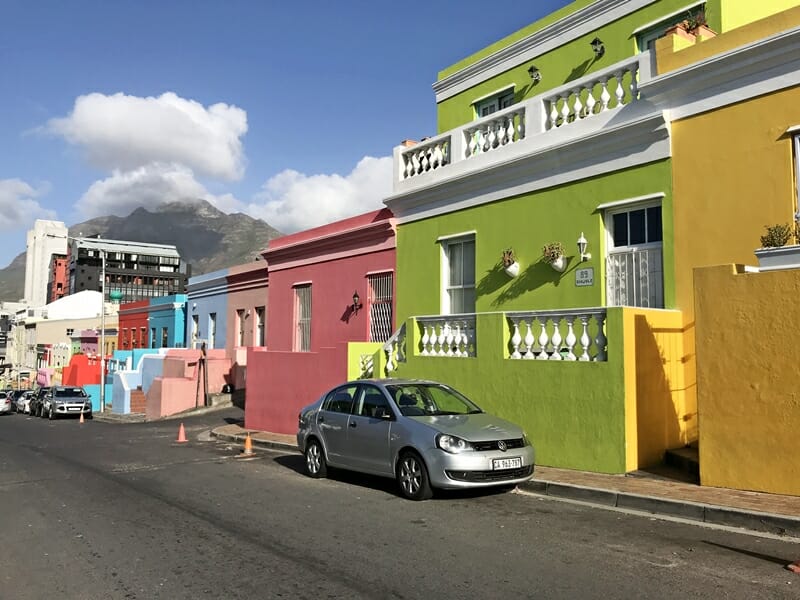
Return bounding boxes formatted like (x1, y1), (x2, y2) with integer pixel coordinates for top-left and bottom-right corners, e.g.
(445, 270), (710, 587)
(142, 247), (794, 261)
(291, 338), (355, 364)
(519, 480), (800, 539)
(210, 428), (800, 539)
(92, 402), (234, 424)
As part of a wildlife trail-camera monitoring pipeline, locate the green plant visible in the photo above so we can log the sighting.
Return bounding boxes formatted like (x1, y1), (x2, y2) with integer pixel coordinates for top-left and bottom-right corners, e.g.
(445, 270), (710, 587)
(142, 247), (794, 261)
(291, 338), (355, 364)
(502, 248), (516, 268)
(684, 9), (707, 32)
(542, 241), (566, 264)
(760, 223), (794, 248)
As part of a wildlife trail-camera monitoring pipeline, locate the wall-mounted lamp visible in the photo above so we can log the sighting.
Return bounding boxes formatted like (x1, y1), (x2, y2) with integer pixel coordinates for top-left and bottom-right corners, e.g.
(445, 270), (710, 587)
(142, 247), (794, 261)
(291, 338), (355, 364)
(577, 232), (592, 262)
(590, 37), (605, 58)
(352, 291), (363, 314)
(527, 65), (541, 83)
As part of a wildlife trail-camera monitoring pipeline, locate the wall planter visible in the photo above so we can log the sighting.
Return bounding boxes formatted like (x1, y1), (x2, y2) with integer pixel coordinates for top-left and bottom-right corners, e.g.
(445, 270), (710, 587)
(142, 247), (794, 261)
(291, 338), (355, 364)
(754, 245), (800, 271)
(542, 242), (566, 273)
(502, 249), (520, 278)
(550, 255), (567, 272)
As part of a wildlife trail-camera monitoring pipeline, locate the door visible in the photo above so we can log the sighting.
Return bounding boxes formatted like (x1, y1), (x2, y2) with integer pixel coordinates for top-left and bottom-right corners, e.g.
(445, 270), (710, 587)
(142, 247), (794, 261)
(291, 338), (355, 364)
(317, 384), (357, 465)
(345, 385), (394, 475)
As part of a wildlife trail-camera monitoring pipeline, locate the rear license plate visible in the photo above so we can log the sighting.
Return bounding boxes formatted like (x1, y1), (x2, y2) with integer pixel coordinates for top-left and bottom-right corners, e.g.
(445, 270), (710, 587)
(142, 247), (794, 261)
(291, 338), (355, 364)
(492, 457), (522, 470)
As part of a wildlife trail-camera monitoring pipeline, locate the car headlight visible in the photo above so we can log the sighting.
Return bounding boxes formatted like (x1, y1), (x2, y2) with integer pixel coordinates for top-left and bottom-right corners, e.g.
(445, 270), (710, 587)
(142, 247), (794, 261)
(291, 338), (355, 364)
(436, 434), (473, 454)
(522, 433), (531, 446)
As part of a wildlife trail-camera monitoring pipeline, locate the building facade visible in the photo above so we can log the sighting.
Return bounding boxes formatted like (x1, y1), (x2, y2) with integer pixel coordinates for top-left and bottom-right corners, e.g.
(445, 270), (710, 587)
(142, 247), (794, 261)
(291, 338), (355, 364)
(24, 219), (68, 306)
(47, 254), (68, 303)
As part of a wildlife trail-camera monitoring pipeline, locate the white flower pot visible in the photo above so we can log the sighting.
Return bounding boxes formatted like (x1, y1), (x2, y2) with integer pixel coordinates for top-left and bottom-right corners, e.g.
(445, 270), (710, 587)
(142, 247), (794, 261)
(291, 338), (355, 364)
(504, 261), (520, 278)
(550, 255), (566, 272)
(754, 245), (800, 271)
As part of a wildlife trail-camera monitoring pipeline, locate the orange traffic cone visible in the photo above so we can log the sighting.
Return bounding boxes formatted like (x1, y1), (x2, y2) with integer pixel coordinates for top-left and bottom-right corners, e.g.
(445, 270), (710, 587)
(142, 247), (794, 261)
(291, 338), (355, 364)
(788, 561), (800, 574)
(242, 432), (254, 456)
(79, 412), (85, 424)
(176, 422), (188, 443)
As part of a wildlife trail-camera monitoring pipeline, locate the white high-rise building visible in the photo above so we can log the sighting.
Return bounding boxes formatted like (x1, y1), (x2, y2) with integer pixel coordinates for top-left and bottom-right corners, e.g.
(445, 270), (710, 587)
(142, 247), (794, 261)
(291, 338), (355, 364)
(24, 219), (68, 307)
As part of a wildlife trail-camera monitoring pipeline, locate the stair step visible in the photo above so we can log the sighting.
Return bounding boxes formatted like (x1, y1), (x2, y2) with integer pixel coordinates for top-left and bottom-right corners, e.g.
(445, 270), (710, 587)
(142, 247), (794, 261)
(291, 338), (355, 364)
(664, 446), (699, 483)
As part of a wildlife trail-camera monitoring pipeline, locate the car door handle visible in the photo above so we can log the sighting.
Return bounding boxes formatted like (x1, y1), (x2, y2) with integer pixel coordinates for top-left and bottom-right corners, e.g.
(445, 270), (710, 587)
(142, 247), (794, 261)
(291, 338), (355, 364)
(349, 421), (357, 428)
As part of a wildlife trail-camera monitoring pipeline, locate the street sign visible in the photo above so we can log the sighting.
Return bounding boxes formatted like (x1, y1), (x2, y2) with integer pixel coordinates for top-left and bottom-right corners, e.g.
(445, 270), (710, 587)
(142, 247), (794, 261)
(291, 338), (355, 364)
(576, 267), (594, 287)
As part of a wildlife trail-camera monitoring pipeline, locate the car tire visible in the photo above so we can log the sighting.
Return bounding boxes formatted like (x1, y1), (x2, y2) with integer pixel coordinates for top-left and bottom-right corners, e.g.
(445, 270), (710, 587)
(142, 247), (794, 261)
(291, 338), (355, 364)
(48, 406), (55, 420)
(304, 439), (327, 479)
(397, 451), (433, 501)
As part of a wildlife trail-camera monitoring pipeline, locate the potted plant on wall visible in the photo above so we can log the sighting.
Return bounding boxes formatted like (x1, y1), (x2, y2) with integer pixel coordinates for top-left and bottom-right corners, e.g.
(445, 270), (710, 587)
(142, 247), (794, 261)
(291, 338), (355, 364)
(754, 221), (800, 271)
(542, 241), (567, 272)
(502, 248), (520, 278)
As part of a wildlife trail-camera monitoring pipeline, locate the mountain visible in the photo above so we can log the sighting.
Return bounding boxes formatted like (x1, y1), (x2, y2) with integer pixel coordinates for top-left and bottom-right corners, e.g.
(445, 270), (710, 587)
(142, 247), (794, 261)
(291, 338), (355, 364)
(0, 200), (283, 302)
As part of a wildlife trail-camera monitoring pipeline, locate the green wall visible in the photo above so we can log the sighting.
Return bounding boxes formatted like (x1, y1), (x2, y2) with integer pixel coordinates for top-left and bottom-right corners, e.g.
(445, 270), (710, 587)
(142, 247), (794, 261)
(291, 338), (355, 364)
(396, 160), (674, 326)
(436, 0), (726, 133)
(387, 310), (629, 473)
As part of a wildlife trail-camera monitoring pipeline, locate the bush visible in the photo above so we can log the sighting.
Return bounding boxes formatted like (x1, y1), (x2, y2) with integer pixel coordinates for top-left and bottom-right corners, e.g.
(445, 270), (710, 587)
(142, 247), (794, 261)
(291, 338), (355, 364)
(760, 223), (794, 248)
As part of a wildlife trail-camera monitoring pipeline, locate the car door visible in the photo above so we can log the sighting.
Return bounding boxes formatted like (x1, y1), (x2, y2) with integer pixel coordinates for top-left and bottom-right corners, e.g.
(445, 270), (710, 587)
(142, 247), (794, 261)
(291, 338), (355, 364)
(345, 384), (395, 476)
(317, 384), (358, 466)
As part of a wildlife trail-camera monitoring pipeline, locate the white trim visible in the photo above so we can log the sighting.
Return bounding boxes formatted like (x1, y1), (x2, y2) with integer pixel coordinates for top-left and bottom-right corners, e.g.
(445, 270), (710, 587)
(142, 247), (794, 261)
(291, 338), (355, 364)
(365, 269), (394, 276)
(787, 125), (800, 134)
(630, 1), (704, 35)
(433, 0), (658, 103)
(597, 192), (665, 210)
(470, 85), (516, 105)
(291, 280), (312, 287)
(436, 231), (477, 243)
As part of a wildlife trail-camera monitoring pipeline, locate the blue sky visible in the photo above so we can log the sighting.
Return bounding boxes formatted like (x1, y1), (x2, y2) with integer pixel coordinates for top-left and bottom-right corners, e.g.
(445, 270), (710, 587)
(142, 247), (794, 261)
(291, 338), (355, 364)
(1, 0), (573, 268)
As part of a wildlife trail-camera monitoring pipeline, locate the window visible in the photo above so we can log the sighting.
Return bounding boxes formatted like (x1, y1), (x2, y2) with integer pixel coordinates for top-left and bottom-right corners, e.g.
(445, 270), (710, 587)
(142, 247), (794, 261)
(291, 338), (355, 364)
(441, 236), (476, 314)
(356, 385), (392, 418)
(140, 327), (147, 348)
(236, 309), (245, 346)
(368, 273), (393, 342)
(122, 328), (128, 348)
(255, 306), (265, 346)
(208, 313), (217, 349)
(150, 328), (156, 349)
(161, 327), (169, 348)
(606, 203), (664, 308)
(66, 328), (74, 336)
(322, 385), (357, 414)
(294, 285), (311, 352)
(191, 315), (199, 346)
(635, 3), (706, 52)
(474, 88), (515, 118)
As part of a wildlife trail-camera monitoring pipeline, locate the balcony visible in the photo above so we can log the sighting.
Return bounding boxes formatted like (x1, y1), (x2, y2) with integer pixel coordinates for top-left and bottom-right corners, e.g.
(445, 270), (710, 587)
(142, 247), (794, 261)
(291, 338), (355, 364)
(389, 52), (664, 207)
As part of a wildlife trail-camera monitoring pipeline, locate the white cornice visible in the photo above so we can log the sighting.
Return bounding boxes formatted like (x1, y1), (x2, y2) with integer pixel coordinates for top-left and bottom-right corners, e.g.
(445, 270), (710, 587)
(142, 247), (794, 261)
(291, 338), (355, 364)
(639, 25), (800, 120)
(385, 110), (670, 223)
(433, 0), (657, 103)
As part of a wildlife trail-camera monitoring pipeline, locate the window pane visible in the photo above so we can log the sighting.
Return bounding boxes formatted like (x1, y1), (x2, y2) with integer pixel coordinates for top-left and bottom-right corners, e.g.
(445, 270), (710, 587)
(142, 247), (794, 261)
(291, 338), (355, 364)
(461, 288), (475, 314)
(613, 213), (628, 247)
(647, 206), (663, 242)
(448, 243), (463, 286)
(449, 289), (464, 314)
(629, 209), (646, 245)
(462, 240), (475, 286)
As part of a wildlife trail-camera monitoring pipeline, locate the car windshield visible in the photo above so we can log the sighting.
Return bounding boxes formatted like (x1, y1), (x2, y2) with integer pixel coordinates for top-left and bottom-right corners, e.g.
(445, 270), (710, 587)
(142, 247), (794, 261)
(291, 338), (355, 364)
(385, 383), (483, 416)
(55, 388), (87, 398)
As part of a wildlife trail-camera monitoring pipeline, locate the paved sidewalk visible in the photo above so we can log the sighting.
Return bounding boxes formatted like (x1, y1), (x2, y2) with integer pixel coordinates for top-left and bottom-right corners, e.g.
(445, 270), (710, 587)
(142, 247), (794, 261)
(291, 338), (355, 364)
(211, 424), (800, 540)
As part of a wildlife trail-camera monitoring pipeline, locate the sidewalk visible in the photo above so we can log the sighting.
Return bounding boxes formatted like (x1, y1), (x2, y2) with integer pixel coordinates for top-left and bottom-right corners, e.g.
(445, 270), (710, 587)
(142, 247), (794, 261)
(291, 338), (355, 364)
(211, 424), (800, 540)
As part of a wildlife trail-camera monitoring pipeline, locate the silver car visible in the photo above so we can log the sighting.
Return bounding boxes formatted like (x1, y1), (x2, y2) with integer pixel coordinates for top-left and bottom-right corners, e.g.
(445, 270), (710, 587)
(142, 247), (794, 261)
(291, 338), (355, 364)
(297, 379), (535, 500)
(15, 390), (34, 414)
(0, 391), (11, 415)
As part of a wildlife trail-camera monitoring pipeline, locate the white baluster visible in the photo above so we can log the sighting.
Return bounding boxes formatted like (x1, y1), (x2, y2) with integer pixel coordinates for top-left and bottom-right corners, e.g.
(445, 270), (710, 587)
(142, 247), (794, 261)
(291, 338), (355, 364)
(599, 77), (611, 112)
(411, 152), (421, 175)
(445, 322), (455, 357)
(564, 317), (577, 361)
(594, 314), (607, 361)
(511, 319), (522, 359)
(438, 323), (449, 356)
(517, 109), (525, 139)
(537, 318), (550, 360)
(578, 316), (591, 361)
(630, 65), (639, 102)
(573, 88), (583, 121)
(420, 325), (430, 356)
(524, 320), (535, 359)
(431, 144), (442, 168)
(560, 94), (571, 126)
(585, 84), (596, 118)
(468, 131), (478, 157)
(614, 70), (625, 108)
(549, 100), (559, 129)
(421, 149), (430, 171)
(549, 317), (563, 361)
(452, 323), (463, 357)
(405, 155), (414, 178)
(385, 345), (395, 373)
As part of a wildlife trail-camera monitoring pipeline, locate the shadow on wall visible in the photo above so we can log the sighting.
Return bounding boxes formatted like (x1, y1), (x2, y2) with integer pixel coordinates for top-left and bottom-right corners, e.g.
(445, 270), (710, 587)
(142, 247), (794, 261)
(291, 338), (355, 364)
(481, 256), (576, 307)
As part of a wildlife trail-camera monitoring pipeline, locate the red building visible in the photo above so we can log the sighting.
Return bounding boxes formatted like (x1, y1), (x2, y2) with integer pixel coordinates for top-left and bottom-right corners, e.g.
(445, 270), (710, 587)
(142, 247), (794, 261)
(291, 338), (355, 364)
(225, 261), (269, 391)
(47, 254), (68, 303)
(245, 208), (396, 434)
(117, 300), (150, 350)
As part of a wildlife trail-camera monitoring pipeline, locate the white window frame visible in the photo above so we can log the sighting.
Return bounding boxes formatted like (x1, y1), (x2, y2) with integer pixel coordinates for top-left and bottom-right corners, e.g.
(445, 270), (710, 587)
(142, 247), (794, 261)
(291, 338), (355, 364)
(633, 1), (706, 52)
(793, 133), (800, 217)
(294, 285), (312, 352)
(439, 234), (476, 315)
(604, 200), (664, 308)
(236, 309), (245, 346)
(473, 87), (515, 119)
(255, 306), (265, 347)
(367, 272), (393, 343)
(208, 313), (217, 350)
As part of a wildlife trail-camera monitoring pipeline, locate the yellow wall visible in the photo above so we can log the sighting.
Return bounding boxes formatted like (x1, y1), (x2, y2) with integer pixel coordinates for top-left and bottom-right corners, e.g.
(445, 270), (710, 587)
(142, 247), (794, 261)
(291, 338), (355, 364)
(657, 4), (800, 74)
(622, 309), (688, 470)
(694, 264), (800, 495)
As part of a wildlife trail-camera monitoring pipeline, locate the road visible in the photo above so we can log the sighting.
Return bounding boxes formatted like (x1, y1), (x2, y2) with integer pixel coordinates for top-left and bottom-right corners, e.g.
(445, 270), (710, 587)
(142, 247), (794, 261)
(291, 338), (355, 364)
(1, 408), (798, 599)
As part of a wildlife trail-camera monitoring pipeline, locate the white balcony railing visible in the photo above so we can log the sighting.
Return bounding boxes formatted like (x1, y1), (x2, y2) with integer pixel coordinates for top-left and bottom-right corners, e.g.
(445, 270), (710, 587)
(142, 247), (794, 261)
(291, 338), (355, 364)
(418, 315), (476, 358)
(507, 309), (607, 361)
(383, 322), (407, 375)
(397, 53), (647, 183)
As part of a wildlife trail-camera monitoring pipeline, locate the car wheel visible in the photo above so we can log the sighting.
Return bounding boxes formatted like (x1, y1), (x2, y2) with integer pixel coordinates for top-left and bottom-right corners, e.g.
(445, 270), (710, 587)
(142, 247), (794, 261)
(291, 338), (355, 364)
(48, 406), (55, 420)
(397, 451), (433, 501)
(304, 439), (327, 478)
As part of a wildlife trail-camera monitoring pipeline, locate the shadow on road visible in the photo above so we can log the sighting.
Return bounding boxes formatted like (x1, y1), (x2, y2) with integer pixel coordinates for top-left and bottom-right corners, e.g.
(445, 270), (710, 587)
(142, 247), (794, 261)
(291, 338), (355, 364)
(703, 540), (791, 566)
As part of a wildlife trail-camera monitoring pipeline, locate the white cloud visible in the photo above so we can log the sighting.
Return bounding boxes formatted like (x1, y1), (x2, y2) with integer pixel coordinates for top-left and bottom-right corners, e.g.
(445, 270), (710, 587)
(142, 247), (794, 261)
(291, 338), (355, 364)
(0, 179), (56, 230)
(76, 163), (246, 218)
(247, 156), (392, 232)
(44, 92), (247, 180)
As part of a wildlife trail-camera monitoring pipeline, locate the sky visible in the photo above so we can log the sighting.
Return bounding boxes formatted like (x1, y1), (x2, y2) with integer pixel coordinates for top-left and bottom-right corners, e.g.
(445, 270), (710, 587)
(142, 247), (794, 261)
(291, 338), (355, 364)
(1, 0), (573, 268)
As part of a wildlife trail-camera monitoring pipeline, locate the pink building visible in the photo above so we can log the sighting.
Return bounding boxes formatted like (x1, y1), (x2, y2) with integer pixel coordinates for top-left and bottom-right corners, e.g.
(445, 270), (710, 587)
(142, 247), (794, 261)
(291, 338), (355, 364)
(225, 261), (268, 391)
(245, 208), (396, 434)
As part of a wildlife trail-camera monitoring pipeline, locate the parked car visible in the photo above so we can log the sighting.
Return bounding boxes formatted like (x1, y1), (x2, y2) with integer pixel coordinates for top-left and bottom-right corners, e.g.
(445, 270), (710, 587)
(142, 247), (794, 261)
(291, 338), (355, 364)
(0, 391), (12, 415)
(42, 386), (93, 420)
(29, 387), (51, 417)
(15, 390), (34, 414)
(297, 379), (536, 500)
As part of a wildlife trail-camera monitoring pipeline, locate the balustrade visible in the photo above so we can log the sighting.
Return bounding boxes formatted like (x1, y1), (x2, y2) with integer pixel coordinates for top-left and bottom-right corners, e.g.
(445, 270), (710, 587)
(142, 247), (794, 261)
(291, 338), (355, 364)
(383, 323), (407, 375)
(417, 316), (476, 358)
(507, 309), (607, 361)
(463, 106), (526, 158)
(400, 137), (451, 179)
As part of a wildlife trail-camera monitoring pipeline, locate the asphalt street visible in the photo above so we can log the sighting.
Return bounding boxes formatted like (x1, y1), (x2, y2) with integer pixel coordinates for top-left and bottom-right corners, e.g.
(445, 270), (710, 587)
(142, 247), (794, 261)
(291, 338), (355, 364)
(1, 408), (798, 599)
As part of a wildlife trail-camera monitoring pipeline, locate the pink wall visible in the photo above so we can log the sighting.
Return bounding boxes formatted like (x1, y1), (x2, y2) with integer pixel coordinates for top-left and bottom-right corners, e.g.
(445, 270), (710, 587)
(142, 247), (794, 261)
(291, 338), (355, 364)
(245, 208), (396, 434)
(245, 344), (348, 434)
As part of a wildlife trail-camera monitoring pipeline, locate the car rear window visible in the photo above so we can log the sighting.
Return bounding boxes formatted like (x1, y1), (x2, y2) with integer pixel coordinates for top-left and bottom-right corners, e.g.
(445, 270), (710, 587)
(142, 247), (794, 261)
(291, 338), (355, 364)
(55, 388), (87, 397)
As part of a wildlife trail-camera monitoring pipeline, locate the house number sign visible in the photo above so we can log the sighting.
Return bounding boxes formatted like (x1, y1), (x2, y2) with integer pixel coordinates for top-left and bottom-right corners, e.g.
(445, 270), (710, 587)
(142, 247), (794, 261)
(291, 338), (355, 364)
(576, 267), (594, 287)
